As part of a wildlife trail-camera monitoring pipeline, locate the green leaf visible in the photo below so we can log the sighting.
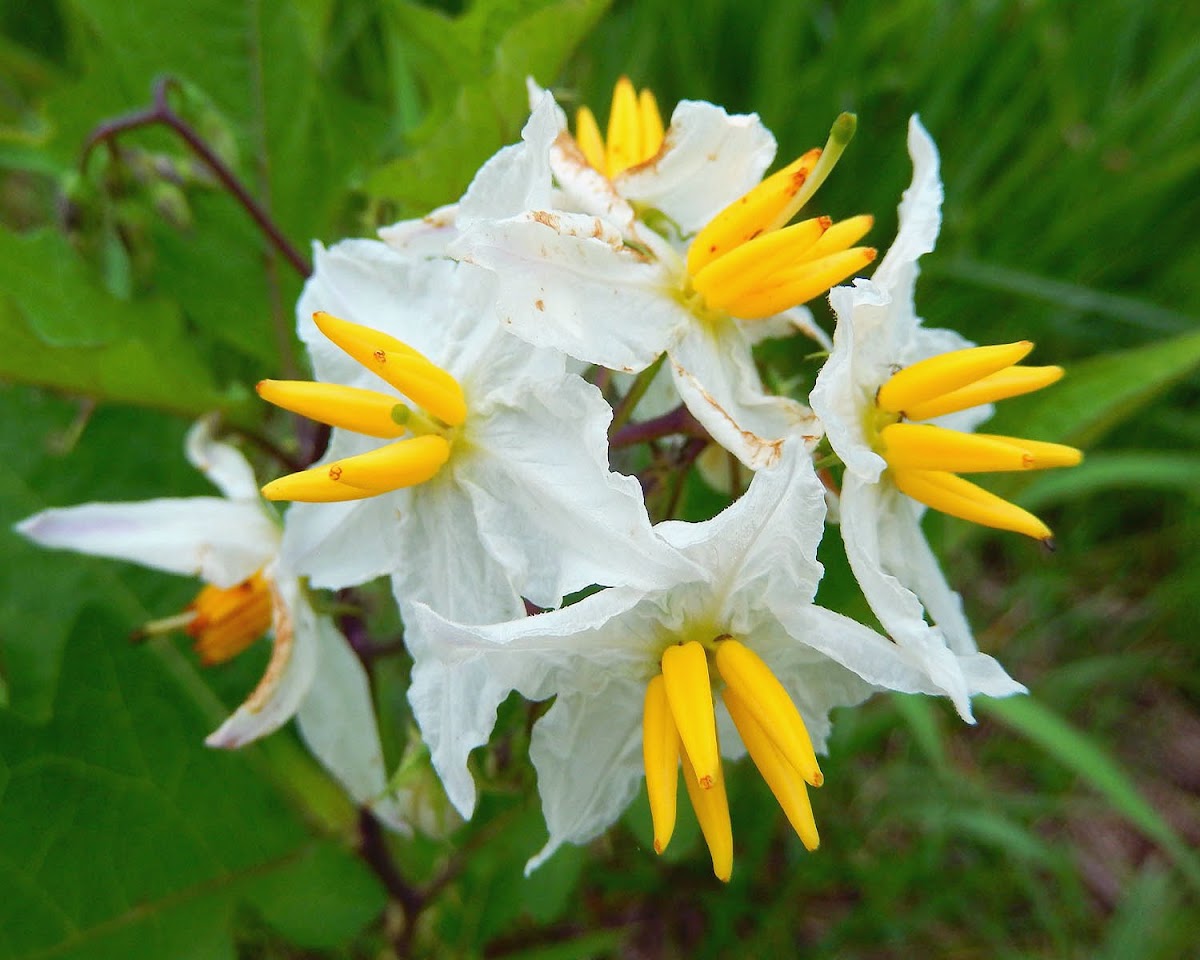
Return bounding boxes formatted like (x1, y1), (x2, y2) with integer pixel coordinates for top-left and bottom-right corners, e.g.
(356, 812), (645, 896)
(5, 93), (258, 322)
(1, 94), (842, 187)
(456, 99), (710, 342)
(978, 694), (1200, 893)
(364, 0), (610, 211)
(0, 228), (250, 421)
(0, 606), (384, 959)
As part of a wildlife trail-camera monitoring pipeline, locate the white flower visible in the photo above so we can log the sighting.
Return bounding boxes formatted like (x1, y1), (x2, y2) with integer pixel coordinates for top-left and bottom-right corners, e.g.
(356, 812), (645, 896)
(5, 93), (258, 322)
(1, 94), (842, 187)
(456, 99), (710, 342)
(261, 241), (699, 624)
(810, 117), (1079, 718)
(405, 440), (957, 879)
(442, 82), (874, 469)
(15, 417), (410, 828)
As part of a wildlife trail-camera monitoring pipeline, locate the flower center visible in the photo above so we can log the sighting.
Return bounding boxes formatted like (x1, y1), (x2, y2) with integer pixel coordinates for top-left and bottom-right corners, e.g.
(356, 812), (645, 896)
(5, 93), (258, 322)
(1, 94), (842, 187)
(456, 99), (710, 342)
(871, 341), (1082, 542)
(258, 311), (464, 502)
(185, 570), (273, 665)
(574, 76), (665, 179)
(685, 114), (877, 321)
(642, 636), (822, 881)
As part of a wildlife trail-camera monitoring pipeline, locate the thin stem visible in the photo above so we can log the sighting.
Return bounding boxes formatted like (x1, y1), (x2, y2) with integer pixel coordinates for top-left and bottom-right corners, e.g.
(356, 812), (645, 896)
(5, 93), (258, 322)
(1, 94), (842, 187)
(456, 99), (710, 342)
(358, 809), (424, 958)
(81, 76), (311, 279)
(608, 353), (668, 437)
(610, 403), (710, 449)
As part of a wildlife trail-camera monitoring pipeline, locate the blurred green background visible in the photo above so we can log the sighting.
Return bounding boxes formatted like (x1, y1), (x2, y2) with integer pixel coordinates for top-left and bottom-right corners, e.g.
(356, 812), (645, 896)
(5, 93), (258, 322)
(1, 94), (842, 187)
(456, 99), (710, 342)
(1, 0), (1198, 957)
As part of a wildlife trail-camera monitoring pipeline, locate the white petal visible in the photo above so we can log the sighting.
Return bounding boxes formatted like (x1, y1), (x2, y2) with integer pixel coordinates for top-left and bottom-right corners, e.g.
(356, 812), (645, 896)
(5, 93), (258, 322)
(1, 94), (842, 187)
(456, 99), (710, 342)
(618, 99), (776, 234)
(294, 614), (397, 822)
(670, 321), (818, 469)
(16, 498), (278, 589)
(378, 203), (462, 256)
(280, 496), (396, 591)
(205, 572), (320, 747)
(464, 374), (699, 606)
(185, 415), (261, 501)
(450, 210), (686, 372)
(738, 305), (830, 350)
(404, 587), (659, 818)
(525, 678), (645, 874)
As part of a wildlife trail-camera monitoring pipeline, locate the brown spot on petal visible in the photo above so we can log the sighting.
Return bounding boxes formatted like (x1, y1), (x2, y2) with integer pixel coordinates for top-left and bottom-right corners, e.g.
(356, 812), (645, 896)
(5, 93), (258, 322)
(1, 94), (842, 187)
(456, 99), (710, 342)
(531, 210), (561, 231)
(535, 299), (545, 311)
(244, 577), (294, 714)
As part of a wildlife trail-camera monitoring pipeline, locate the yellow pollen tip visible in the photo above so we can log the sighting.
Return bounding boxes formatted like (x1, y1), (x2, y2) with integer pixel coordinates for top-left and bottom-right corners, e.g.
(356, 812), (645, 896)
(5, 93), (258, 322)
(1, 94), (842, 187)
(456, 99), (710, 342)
(681, 747), (733, 882)
(901, 365), (1065, 421)
(892, 468), (1054, 540)
(660, 641), (721, 793)
(713, 638), (822, 787)
(311, 311), (467, 426)
(256, 380), (408, 439)
(261, 435), (451, 503)
(186, 571), (272, 666)
(876, 341), (1035, 415)
(642, 674), (681, 856)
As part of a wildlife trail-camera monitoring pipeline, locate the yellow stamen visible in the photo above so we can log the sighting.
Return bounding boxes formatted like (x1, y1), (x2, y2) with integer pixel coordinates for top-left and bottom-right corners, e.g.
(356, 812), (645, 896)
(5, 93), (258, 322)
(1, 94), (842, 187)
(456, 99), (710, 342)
(574, 105), (606, 173)
(713, 638), (822, 787)
(661, 641), (720, 791)
(638, 89), (664, 162)
(876, 341), (1034, 415)
(186, 571), (272, 666)
(891, 468), (1053, 541)
(261, 435), (451, 503)
(686, 149), (821, 275)
(722, 686), (819, 851)
(256, 381), (408, 439)
(881, 423), (1040, 473)
(605, 77), (641, 177)
(642, 674), (681, 854)
(805, 213), (875, 259)
(726, 247), (877, 321)
(312, 312), (467, 426)
(974, 434), (1083, 469)
(690, 216), (831, 305)
(901, 365), (1065, 421)
(681, 746), (733, 882)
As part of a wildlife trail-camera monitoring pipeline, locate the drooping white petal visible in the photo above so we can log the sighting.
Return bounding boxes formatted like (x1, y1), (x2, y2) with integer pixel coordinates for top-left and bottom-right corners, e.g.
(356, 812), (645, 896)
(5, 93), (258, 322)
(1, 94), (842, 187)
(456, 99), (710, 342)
(618, 99), (776, 234)
(185, 415), (262, 502)
(670, 320), (818, 469)
(294, 614), (400, 828)
(205, 571), (320, 747)
(524, 678), (646, 874)
(449, 210), (685, 373)
(16, 497), (278, 589)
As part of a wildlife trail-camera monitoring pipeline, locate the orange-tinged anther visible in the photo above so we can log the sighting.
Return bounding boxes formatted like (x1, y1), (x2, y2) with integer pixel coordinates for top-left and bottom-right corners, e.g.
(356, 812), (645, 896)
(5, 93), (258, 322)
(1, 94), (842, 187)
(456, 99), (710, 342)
(723, 686), (819, 851)
(892, 468), (1054, 541)
(261, 435), (451, 503)
(661, 641), (720, 791)
(643, 674), (681, 854)
(256, 380), (408, 439)
(876, 342), (1034, 415)
(186, 571), (272, 666)
(681, 746), (733, 882)
(714, 638), (822, 787)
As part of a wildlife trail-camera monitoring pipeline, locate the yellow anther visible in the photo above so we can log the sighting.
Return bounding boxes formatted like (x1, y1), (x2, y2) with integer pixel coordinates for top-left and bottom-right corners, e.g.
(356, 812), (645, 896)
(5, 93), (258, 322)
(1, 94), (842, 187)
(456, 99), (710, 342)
(661, 641), (720, 791)
(256, 381), (408, 439)
(642, 674), (681, 854)
(312, 312), (467, 426)
(976, 435), (1082, 469)
(876, 341), (1034, 415)
(805, 213), (875, 259)
(722, 686), (819, 851)
(891, 468), (1053, 541)
(726, 246), (877, 321)
(690, 216), (831, 306)
(687, 149), (821, 275)
(713, 638), (822, 787)
(901, 365), (1065, 421)
(881, 423), (1040, 473)
(606, 76), (642, 177)
(186, 571), (272, 666)
(261, 435), (451, 503)
(574, 105), (606, 173)
(638, 88), (664, 162)
(681, 747), (733, 882)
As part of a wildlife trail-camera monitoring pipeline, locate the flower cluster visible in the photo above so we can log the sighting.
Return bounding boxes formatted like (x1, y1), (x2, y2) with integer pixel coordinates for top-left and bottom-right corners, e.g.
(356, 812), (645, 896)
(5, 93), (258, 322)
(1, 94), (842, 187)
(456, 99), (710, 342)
(18, 79), (1081, 880)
